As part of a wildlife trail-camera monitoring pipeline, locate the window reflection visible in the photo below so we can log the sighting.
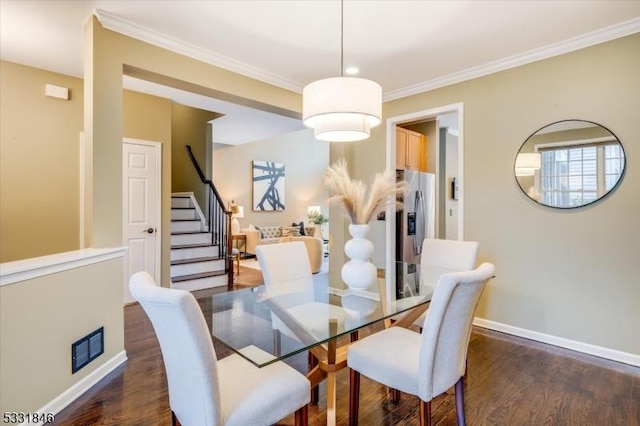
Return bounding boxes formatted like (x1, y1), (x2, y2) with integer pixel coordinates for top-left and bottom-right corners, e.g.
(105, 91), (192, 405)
(515, 120), (625, 209)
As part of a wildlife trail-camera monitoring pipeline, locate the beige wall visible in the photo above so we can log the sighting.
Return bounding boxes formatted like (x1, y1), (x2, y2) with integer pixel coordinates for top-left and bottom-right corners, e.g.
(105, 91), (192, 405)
(0, 61), (83, 262)
(0, 258), (124, 413)
(359, 33), (640, 356)
(213, 129), (330, 227)
(171, 103), (220, 211)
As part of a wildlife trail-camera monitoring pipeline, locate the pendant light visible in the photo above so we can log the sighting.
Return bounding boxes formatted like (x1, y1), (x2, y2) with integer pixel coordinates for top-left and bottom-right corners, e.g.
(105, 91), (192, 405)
(302, 0), (382, 142)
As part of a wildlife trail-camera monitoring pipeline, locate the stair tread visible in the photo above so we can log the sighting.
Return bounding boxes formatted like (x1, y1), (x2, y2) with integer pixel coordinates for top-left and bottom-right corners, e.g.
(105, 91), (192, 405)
(171, 243), (218, 250)
(172, 270), (226, 282)
(171, 256), (224, 266)
(171, 207), (195, 210)
(170, 219), (200, 222)
(171, 231), (211, 235)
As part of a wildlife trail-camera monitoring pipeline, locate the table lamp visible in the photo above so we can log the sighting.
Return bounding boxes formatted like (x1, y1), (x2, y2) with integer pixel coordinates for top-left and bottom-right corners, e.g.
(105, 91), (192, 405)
(231, 205), (244, 234)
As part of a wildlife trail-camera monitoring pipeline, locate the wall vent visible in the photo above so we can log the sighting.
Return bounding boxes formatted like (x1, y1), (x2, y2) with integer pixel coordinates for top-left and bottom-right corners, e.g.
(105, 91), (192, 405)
(71, 327), (104, 374)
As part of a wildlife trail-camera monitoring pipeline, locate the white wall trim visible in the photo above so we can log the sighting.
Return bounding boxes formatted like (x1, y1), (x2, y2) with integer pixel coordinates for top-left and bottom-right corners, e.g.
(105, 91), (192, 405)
(95, 9), (302, 93)
(95, 10), (640, 101)
(21, 351), (127, 426)
(0, 247), (127, 287)
(384, 17), (640, 101)
(474, 317), (640, 368)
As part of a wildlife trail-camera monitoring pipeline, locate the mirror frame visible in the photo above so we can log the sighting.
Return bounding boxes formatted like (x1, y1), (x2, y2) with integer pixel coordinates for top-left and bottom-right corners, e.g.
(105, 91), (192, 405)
(515, 119), (626, 209)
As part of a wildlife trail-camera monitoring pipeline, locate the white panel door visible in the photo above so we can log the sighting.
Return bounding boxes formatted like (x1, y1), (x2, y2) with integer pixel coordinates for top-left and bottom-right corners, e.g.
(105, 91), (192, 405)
(123, 140), (160, 303)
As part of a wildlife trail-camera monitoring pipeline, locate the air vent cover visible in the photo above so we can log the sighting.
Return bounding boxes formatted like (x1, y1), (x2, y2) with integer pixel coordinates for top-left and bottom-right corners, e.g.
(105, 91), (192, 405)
(72, 327), (104, 374)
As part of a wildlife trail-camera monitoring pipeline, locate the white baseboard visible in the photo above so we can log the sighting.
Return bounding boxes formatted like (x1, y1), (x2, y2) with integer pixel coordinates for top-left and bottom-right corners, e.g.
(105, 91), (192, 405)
(473, 317), (640, 368)
(22, 351), (128, 426)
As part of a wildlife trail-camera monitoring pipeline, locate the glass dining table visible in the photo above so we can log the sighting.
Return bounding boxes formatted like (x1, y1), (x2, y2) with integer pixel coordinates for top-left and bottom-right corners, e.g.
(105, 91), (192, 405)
(194, 261), (441, 426)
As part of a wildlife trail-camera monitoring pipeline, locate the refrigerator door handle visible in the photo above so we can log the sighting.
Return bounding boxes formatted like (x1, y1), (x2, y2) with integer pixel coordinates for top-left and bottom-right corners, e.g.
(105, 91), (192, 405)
(413, 191), (426, 255)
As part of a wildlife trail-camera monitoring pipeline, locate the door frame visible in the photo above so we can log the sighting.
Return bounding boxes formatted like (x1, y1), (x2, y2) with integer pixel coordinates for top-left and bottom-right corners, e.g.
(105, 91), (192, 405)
(384, 102), (464, 265)
(122, 138), (162, 297)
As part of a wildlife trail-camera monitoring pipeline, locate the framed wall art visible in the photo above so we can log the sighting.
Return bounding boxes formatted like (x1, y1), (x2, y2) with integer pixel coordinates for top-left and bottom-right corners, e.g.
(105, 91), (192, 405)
(252, 160), (285, 211)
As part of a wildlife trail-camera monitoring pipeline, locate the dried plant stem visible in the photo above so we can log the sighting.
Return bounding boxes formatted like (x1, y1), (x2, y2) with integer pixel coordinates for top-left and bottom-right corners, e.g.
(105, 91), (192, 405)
(323, 159), (408, 224)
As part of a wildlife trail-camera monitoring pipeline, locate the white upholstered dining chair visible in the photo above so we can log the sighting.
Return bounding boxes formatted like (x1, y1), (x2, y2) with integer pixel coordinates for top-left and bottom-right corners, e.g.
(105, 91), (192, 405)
(347, 263), (495, 426)
(256, 241), (353, 338)
(129, 271), (310, 426)
(256, 241), (353, 404)
(413, 238), (479, 329)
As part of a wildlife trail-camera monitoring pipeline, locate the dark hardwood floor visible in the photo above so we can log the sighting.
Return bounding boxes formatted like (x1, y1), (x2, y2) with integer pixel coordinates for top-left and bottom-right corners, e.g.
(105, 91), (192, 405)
(53, 280), (640, 425)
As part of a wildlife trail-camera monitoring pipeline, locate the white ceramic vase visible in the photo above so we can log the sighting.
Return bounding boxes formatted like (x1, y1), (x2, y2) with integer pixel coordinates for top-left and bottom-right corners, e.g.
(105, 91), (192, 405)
(341, 224), (377, 290)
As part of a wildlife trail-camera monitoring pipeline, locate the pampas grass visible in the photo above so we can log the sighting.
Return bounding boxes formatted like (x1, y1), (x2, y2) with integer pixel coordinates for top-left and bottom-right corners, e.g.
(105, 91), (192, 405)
(323, 159), (408, 224)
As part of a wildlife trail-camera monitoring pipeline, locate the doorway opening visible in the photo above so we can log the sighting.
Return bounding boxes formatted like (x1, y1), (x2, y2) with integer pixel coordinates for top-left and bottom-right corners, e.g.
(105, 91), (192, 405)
(384, 102), (464, 265)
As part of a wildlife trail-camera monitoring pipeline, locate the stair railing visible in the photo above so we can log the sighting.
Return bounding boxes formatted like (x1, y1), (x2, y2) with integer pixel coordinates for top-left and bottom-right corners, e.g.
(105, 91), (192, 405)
(184, 145), (234, 289)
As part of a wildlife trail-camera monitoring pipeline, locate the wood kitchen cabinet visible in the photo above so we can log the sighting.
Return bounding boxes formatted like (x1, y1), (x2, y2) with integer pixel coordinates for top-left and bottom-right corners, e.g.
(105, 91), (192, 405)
(396, 127), (427, 171)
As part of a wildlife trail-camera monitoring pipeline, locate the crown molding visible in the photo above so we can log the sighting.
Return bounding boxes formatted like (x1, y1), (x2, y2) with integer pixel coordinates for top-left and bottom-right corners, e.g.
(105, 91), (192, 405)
(94, 9), (303, 93)
(94, 10), (639, 102)
(383, 17), (640, 102)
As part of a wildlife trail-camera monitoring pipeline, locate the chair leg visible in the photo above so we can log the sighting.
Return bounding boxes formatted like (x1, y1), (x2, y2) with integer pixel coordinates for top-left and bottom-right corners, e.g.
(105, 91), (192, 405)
(172, 411), (179, 426)
(349, 369), (360, 426)
(419, 400), (431, 426)
(454, 376), (466, 426)
(273, 329), (282, 356)
(308, 352), (319, 404)
(294, 404), (308, 426)
(389, 388), (401, 403)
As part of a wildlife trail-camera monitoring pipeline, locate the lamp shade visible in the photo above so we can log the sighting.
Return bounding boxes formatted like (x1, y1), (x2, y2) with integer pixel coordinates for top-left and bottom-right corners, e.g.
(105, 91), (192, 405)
(515, 153), (541, 176)
(303, 77), (382, 142)
(515, 153), (541, 169)
(307, 206), (321, 216)
(232, 206), (244, 218)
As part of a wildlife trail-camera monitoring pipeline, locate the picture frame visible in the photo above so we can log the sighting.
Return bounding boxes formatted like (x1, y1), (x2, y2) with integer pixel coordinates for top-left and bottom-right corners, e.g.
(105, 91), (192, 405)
(252, 160), (285, 211)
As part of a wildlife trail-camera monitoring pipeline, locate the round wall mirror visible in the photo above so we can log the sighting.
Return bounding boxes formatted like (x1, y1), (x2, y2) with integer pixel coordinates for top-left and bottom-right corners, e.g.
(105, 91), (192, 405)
(515, 120), (625, 209)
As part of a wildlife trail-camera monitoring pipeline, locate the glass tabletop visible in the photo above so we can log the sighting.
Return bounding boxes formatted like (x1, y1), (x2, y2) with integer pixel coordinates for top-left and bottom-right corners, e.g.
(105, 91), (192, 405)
(196, 261), (449, 367)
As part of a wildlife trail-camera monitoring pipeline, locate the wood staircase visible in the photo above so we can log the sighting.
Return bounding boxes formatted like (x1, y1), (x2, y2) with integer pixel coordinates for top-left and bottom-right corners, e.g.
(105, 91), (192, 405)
(170, 194), (228, 291)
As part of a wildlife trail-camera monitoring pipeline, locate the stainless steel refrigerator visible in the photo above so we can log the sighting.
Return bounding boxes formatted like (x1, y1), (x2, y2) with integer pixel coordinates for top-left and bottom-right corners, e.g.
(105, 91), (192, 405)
(396, 169), (436, 265)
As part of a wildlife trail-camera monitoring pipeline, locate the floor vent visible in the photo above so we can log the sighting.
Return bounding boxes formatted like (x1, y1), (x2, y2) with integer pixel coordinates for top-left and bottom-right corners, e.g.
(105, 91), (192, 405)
(72, 327), (104, 374)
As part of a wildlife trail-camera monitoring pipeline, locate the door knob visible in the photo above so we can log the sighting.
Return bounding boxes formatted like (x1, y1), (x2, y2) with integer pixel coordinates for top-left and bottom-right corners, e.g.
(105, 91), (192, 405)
(144, 227), (155, 234)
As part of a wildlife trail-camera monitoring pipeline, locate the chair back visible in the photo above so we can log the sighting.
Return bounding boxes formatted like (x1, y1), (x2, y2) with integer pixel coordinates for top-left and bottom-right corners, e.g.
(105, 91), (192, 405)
(256, 241), (314, 301)
(418, 263), (495, 401)
(129, 272), (222, 426)
(421, 238), (479, 270)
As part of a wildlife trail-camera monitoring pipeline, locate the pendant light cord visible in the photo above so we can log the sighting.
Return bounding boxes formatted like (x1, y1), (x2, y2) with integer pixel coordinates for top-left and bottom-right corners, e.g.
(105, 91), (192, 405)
(340, 0), (344, 77)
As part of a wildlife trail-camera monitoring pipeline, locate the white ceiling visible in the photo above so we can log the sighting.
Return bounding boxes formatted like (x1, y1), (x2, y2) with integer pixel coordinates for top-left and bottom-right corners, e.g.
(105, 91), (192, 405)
(2, 1), (639, 144)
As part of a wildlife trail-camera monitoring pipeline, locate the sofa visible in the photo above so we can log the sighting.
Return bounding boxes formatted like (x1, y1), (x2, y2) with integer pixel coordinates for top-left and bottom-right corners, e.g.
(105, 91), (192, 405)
(240, 224), (324, 273)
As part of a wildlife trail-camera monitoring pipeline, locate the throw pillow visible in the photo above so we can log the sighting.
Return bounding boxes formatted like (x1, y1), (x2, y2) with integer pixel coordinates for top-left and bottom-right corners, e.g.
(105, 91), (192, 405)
(280, 226), (301, 237)
(292, 221), (305, 236)
(254, 225), (265, 239)
(305, 226), (316, 237)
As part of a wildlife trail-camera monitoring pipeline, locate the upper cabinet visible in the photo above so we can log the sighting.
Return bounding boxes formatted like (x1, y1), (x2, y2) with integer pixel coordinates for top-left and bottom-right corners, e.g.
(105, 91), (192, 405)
(396, 127), (428, 171)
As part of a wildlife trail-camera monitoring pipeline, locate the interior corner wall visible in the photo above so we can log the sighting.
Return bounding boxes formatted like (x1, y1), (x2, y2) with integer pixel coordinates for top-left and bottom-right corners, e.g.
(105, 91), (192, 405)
(0, 61), (83, 262)
(381, 33), (640, 357)
(171, 103), (220, 212)
(212, 129), (329, 228)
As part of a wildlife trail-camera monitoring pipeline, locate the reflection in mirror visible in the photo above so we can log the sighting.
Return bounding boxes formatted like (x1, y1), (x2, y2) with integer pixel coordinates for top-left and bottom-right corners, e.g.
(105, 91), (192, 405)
(515, 120), (625, 208)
